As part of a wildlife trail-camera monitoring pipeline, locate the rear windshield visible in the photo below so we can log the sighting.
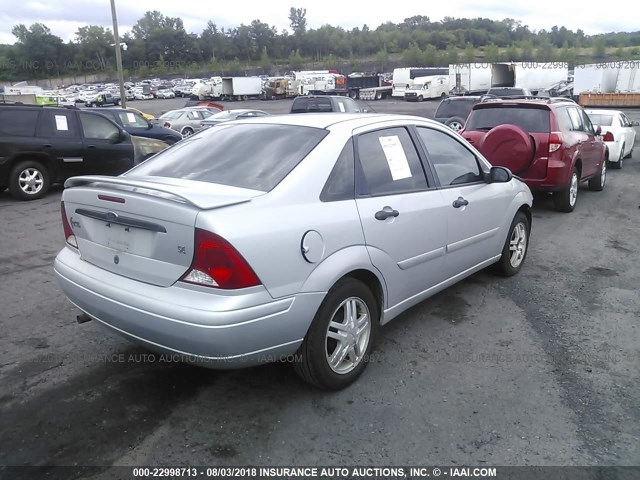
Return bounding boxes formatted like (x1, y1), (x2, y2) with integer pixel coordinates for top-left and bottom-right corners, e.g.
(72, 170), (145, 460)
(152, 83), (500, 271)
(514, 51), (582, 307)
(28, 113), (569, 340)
(586, 113), (614, 126)
(291, 97), (333, 113)
(435, 99), (478, 119)
(466, 106), (550, 133)
(487, 88), (526, 96)
(127, 124), (328, 192)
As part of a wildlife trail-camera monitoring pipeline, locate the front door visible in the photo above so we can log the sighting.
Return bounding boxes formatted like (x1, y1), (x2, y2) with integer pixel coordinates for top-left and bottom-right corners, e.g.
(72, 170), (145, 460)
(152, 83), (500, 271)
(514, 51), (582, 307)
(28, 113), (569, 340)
(415, 126), (513, 277)
(78, 112), (134, 175)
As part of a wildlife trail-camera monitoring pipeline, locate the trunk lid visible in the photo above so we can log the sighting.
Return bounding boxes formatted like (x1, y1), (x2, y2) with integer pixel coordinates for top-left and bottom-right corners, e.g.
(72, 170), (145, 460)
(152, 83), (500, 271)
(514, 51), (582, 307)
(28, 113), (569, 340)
(62, 175), (262, 287)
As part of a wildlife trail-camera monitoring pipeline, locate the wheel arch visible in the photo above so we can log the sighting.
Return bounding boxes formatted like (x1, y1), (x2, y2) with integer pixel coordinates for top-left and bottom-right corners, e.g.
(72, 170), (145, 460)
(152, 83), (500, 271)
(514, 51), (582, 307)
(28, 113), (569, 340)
(7, 152), (54, 178)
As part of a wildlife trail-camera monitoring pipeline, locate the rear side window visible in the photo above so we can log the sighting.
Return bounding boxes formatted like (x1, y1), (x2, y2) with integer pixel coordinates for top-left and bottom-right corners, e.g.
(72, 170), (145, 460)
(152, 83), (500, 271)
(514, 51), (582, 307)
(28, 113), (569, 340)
(556, 108), (573, 132)
(321, 140), (354, 202)
(38, 110), (79, 138)
(128, 124), (328, 192)
(466, 106), (550, 133)
(567, 108), (585, 131)
(0, 110), (40, 136)
(356, 127), (428, 196)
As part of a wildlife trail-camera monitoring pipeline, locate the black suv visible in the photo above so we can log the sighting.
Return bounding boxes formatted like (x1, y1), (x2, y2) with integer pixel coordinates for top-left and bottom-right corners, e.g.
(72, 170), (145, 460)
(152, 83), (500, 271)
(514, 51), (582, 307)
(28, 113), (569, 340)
(290, 95), (365, 113)
(0, 105), (165, 200)
(85, 107), (182, 144)
(433, 95), (485, 131)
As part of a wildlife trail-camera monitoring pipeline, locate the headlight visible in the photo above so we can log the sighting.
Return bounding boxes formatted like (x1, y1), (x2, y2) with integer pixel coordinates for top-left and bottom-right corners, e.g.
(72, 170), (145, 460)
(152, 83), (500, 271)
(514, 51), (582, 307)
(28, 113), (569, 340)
(131, 136), (169, 163)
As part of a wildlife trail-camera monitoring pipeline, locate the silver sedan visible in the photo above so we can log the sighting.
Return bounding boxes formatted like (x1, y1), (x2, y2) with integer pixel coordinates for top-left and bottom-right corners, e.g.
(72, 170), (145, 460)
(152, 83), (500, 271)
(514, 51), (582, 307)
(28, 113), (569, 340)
(54, 114), (533, 390)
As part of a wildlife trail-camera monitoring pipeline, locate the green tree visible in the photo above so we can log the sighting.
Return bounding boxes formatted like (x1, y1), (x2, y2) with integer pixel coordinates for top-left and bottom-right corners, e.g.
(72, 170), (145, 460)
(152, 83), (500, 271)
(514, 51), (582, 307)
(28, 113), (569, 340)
(592, 37), (606, 59)
(463, 42), (475, 63)
(288, 7), (307, 35)
(75, 25), (112, 72)
(520, 39), (534, 60)
(484, 44), (500, 62)
(374, 48), (389, 71)
(288, 49), (303, 70)
(446, 44), (458, 64)
(504, 44), (519, 61)
(259, 46), (270, 71)
(402, 42), (423, 65)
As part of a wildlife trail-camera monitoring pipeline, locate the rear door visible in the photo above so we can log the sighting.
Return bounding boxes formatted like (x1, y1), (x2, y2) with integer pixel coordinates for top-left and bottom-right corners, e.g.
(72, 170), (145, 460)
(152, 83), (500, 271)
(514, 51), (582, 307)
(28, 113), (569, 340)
(416, 126), (513, 277)
(35, 109), (85, 179)
(571, 108), (602, 177)
(619, 113), (636, 154)
(78, 112), (134, 175)
(354, 125), (449, 309)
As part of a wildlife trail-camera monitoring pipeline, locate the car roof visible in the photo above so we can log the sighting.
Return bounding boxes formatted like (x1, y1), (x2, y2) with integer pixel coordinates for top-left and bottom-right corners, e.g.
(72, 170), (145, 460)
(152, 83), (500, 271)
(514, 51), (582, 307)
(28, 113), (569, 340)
(230, 113), (443, 130)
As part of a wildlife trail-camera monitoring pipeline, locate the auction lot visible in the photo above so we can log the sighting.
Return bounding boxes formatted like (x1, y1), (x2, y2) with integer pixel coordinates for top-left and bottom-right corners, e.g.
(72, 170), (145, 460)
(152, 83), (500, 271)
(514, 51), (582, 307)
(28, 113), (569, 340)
(1, 97), (639, 473)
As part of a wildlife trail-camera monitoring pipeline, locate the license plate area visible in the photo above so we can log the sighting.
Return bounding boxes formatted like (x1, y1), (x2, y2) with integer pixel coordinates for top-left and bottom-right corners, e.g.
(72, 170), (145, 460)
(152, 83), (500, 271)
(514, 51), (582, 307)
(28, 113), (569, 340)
(105, 223), (154, 256)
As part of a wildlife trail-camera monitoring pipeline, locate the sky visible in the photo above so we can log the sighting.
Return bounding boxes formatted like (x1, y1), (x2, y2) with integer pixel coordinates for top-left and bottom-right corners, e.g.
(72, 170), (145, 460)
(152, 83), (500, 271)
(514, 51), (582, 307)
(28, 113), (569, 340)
(0, 0), (638, 45)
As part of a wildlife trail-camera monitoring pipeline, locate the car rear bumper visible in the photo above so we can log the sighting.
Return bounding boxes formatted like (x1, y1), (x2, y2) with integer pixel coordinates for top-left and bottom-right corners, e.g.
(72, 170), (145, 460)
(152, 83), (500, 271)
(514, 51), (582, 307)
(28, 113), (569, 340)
(54, 247), (325, 368)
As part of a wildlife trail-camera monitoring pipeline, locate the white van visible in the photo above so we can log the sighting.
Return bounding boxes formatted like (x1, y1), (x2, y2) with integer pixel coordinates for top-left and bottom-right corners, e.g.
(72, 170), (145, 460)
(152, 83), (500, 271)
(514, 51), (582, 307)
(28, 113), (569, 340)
(392, 67), (449, 97)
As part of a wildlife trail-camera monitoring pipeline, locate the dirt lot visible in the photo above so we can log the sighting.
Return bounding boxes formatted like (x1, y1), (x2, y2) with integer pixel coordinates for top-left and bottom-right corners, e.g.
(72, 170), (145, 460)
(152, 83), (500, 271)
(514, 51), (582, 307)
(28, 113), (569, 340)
(0, 97), (639, 475)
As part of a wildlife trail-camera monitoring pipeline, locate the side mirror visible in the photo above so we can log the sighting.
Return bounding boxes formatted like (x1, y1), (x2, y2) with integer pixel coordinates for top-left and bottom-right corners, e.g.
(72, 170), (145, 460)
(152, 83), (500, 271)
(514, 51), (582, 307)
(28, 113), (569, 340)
(595, 125), (602, 135)
(488, 166), (513, 183)
(631, 121), (640, 127)
(146, 120), (153, 130)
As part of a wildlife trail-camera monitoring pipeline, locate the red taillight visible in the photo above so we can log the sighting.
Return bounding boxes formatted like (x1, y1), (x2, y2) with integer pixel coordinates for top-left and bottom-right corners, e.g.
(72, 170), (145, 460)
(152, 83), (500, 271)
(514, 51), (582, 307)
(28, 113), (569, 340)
(603, 131), (614, 142)
(61, 202), (78, 248)
(163, 121), (171, 128)
(549, 131), (563, 154)
(180, 229), (260, 289)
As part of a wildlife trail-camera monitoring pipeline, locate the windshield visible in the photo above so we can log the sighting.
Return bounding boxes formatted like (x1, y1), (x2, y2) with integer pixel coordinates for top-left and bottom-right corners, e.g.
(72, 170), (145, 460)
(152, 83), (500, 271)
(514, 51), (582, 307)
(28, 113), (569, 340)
(127, 123), (328, 192)
(586, 113), (614, 126)
(466, 106), (550, 132)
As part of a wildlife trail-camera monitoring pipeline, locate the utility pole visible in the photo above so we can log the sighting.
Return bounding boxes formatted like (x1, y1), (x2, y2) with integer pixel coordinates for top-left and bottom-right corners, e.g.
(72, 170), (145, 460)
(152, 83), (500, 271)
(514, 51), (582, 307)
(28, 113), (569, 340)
(110, 0), (127, 109)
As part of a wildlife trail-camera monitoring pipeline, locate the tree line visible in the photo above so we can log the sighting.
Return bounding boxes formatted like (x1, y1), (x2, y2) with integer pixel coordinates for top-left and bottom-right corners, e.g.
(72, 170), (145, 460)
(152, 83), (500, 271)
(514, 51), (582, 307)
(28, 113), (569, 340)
(1, 8), (640, 81)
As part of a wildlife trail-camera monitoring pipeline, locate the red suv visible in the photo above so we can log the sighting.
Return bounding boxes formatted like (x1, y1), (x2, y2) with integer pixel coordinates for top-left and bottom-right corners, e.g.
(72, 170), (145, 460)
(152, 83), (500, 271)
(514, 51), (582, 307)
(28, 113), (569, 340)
(460, 99), (608, 212)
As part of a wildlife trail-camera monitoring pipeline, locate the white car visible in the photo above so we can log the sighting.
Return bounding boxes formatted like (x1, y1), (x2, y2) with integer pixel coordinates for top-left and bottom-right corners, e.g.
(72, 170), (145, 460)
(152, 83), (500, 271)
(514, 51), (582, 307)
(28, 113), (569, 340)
(133, 91), (154, 101)
(156, 89), (176, 99)
(585, 109), (638, 169)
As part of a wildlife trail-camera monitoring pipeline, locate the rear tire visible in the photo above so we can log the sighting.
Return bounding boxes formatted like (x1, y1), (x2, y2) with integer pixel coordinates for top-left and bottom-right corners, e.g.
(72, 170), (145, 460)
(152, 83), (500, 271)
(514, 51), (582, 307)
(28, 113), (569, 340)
(181, 127), (194, 137)
(553, 167), (579, 212)
(9, 160), (51, 201)
(589, 156), (606, 191)
(293, 278), (379, 390)
(611, 145), (623, 169)
(445, 116), (466, 132)
(493, 211), (530, 277)
(0, 186), (6, 193)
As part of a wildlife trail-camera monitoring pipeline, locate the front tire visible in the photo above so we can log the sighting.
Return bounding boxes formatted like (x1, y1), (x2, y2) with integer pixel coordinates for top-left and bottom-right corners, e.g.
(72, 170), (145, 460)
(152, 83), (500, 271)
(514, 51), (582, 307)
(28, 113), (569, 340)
(293, 278), (379, 390)
(181, 127), (194, 137)
(553, 167), (579, 212)
(9, 160), (51, 201)
(494, 212), (530, 277)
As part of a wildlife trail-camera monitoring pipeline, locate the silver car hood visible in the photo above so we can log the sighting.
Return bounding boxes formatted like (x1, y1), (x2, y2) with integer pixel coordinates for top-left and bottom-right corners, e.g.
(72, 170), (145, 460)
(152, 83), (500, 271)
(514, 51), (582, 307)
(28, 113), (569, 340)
(64, 175), (264, 210)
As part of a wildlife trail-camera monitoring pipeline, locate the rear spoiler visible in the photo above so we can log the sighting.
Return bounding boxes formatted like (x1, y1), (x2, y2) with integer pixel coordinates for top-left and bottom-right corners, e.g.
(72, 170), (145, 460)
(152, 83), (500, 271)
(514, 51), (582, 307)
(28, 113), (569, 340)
(64, 175), (258, 210)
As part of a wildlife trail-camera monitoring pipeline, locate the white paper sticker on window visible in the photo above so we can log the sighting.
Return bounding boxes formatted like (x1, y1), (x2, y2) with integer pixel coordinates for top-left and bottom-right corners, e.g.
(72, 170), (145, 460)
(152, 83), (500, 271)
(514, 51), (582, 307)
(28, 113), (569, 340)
(379, 135), (411, 181)
(55, 115), (68, 131)
(126, 113), (136, 123)
(338, 101), (345, 112)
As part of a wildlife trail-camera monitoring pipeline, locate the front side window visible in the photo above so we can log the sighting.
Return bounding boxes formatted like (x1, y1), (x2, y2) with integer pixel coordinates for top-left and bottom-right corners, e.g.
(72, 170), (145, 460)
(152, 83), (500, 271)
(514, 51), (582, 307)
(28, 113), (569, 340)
(79, 112), (120, 140)
(356, 127), (427, 196)
(580, 109), (596, 134)
(417, 127), (483, 186)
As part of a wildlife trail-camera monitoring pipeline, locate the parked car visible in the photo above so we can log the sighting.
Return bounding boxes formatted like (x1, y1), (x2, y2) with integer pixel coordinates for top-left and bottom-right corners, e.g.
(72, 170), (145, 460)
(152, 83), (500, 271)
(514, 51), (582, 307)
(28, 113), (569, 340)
(290, 95), (366, 113)
(200, 109), (269, 128)
(585, 109), (638, 169)
(127, 107), (155, 121)
(85, 108), (183, 145)
(461, 98), (608, 212)
(156, 89), (176, 99)
(158, 107), (214, 136)
(82, 91), (121, 107)
(54, 113), (533, 389)
(433, 95), (486, 131)
(0, 104), (167, 200)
